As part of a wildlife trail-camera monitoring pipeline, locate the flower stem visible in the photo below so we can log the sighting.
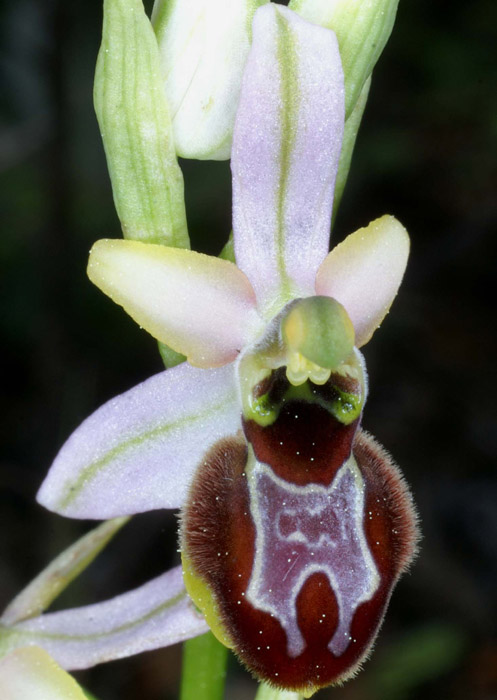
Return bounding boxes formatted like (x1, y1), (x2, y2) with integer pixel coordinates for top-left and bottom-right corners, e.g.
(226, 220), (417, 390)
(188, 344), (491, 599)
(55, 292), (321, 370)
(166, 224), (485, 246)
(255, 683), (303, 700)
(180, 632), (228, 700)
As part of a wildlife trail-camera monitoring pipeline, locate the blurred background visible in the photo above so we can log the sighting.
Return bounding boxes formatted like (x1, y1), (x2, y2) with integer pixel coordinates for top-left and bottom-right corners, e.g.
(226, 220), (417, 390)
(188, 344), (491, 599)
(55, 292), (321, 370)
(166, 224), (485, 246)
(1, 0), (496, 698)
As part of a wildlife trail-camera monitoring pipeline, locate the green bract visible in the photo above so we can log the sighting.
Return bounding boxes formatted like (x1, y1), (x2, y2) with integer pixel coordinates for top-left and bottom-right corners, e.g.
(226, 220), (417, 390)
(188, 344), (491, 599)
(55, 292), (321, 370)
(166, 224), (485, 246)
(333, 76), (370, 219)
(1, 519), (128, 626)
(94, 0), (189, 247)
(290, 0), (399, 118)
(290, 0), (398, 211)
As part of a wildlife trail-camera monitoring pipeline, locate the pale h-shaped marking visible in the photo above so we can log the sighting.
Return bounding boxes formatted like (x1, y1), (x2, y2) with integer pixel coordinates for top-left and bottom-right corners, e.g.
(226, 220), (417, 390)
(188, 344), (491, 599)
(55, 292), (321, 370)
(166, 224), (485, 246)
(245, 453), (379, 658)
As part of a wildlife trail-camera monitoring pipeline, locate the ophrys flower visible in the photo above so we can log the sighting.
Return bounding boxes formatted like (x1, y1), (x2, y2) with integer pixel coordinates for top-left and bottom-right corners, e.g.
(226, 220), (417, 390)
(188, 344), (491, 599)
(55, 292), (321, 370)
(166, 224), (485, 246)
(36, 5), (419, 695)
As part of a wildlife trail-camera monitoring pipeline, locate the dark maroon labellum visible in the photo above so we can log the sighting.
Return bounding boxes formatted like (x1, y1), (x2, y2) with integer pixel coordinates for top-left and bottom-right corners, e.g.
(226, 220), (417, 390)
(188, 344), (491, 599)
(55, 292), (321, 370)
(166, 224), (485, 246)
(181, 396), (419, 694)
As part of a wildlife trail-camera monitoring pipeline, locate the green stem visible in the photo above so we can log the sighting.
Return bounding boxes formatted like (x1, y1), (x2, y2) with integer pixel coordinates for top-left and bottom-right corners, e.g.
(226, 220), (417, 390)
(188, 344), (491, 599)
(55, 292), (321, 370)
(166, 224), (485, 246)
(180, 632), (228, 700)
(331, 75), (371, 229)
(255, 683), (303, 700)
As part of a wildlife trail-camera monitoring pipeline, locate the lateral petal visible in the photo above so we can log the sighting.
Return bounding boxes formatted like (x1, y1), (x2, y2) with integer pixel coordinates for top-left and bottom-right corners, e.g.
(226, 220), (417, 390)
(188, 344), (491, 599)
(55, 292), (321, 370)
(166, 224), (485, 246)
(315, 215), (410, 347)
(37, 363), (240, 518)
(88, 239), (261, 368)
(232, 4), (345, 315)
(1, 567), (208, 670)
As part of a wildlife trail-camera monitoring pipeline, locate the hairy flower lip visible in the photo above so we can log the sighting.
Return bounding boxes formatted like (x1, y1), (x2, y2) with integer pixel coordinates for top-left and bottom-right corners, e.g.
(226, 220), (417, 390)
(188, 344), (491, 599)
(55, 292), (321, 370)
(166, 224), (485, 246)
(181, 427), (420, 693)
(13, 2), (412, 680)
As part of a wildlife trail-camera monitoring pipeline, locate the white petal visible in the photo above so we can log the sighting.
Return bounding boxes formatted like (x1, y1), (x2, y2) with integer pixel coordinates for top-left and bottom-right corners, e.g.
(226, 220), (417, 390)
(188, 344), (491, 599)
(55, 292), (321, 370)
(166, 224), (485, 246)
(5, 568), (208, 670)
(315, 215), (410, 346)
(37, 363), (241, 518)
(88, 240), (261, 368)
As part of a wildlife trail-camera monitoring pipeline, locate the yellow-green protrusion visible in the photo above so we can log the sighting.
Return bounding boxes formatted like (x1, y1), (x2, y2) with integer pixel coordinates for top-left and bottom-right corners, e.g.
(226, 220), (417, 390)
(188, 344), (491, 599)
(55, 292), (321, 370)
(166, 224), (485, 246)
(255, 681), (308, 699)
(181, 553), (233, 650)
(282, 297), (355, 386)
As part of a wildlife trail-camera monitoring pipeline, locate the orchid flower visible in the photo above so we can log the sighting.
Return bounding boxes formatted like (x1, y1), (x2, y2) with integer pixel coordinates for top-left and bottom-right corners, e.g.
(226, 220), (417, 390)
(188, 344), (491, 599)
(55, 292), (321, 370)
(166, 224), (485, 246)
(18, 5), (419, 695)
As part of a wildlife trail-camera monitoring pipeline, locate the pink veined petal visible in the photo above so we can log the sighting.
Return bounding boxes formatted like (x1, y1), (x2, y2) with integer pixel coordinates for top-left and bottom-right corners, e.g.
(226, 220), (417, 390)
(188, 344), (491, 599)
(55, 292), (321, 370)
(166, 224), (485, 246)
(232, 4), (345, 315)
(88, 239), (261, 368)
(4, 567), (208, 670)
(315, 215), (410, 347)
(0, 647), (87, 700)
(37, 362), (241, 519)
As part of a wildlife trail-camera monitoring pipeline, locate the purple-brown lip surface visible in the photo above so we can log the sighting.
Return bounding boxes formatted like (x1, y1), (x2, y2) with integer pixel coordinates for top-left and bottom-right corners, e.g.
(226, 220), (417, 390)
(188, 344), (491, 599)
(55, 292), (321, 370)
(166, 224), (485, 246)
(182, 395), (419, 693)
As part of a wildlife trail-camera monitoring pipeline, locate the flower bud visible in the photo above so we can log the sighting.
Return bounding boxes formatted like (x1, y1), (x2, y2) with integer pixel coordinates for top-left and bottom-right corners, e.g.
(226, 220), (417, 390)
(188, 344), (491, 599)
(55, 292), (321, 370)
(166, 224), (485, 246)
(94, 0), (189, 247)
(152, 0), (269, 160)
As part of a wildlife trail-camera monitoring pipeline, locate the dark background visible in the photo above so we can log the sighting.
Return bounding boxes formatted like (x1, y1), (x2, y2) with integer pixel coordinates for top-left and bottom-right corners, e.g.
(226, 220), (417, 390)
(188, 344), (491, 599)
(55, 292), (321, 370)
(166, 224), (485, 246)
(1, 0), (496, 698)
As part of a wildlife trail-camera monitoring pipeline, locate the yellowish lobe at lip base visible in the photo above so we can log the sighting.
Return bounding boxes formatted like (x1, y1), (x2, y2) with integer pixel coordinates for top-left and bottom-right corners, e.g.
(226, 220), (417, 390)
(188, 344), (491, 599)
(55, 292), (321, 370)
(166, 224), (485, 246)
(181, 552), (233, 649)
